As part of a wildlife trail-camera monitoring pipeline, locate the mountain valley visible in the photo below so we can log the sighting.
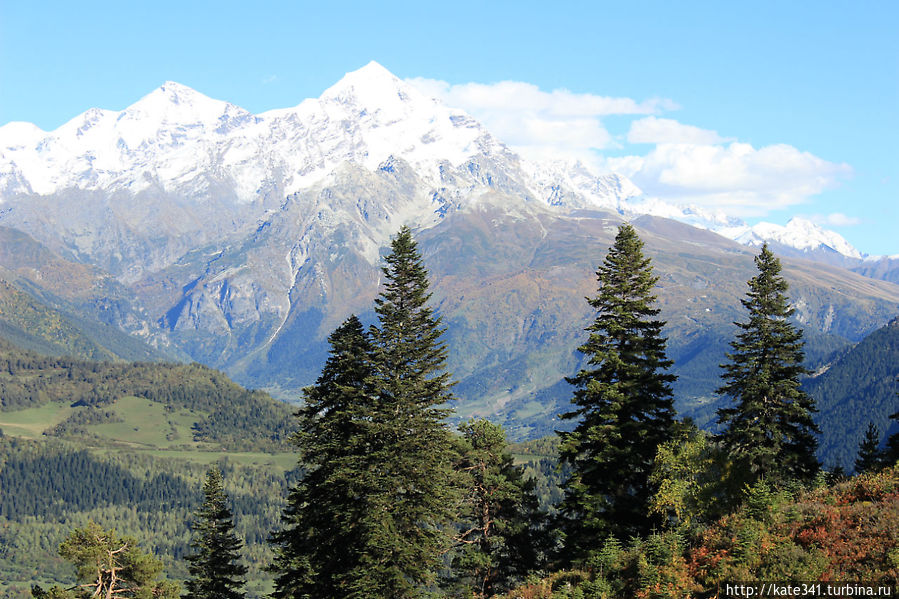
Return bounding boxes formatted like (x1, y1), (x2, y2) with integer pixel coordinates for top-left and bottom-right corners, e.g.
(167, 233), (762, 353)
(0, 63), (897, 445)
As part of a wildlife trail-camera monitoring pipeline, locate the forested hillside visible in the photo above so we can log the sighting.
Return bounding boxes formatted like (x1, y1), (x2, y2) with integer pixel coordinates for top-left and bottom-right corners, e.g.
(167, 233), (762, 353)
(0, 337), (300, 597)
(806, 317), (899, 470)
(0, 339), (294, 451)
(0, 436), (297, 598)
(1, 227), (897, 599)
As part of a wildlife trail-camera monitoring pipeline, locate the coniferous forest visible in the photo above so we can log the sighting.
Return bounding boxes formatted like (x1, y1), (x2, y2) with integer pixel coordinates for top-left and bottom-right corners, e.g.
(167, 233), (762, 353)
(2, 225), (898, 598)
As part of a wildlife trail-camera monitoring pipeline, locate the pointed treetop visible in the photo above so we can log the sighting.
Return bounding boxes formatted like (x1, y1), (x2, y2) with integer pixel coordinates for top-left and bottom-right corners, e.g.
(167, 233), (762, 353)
(183, 467), (247, 599)
(716, 243), (819, 486)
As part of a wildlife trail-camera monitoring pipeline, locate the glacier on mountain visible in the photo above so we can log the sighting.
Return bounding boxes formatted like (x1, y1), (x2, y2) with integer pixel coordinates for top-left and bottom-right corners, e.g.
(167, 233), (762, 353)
(718, 217), (862, 259)
(0, 61), (862, 259)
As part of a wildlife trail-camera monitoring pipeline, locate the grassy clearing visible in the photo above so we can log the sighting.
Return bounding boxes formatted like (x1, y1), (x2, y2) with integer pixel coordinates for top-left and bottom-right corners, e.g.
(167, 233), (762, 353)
(90, 396), (202, 448)
(92, 447), (298, 471)
(0, 397), (295, 471)
(0, 401), (74, 438)
(512, 399), (550, 420)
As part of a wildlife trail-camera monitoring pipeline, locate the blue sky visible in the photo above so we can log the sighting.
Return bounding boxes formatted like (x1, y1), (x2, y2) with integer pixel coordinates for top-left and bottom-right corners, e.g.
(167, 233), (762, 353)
(1, 1), (896, 254)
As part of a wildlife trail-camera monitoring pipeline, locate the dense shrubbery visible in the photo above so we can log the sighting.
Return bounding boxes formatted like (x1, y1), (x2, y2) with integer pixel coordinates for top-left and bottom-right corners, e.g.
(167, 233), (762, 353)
(692, 468), (899, 585)
(496, 467), (898, 599)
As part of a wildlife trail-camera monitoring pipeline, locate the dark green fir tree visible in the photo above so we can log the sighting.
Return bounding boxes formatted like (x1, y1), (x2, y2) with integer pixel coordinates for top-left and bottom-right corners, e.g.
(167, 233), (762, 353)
(269, 315), (377, 599)
(362, 225), (458, 597)
(270, 226), (457, 599)
(183, 467), (247, 599)
(449, 419), (549, 597)
(855, 422), (884, 474)
(558, 222), (677, 559)
(717, 244), (820, 488)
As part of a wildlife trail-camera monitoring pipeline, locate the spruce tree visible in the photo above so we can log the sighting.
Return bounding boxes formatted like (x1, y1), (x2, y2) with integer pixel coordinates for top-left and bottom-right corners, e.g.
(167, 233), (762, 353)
(269, 315), (377, 599)
(449, 419), (548, 597)
(558, 223), (677, 558)
(183, 467), (247, 599)
(362, 224), (458, 596)
(855, 422), (884, 474)
(717, 244), (820, 487)
(270, 227), (457, 599)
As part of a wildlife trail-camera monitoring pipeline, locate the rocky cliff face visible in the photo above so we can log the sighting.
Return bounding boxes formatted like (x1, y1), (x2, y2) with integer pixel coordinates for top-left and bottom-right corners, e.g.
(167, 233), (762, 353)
(1, 63), (897, 438)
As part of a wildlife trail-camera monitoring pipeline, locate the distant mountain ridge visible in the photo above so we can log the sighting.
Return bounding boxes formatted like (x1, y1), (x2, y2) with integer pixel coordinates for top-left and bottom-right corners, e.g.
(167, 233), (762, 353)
(0, 63), (897, 439)
(0, 62), (872, 262)
(805, 317), (899, 470)
(0, 63), (637, 217)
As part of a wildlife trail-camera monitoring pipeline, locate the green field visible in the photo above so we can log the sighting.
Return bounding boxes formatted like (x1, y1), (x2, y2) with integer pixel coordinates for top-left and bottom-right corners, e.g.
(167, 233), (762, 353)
(0, 401), (75, 438)
(0, 397), (297, 470)
(89, 395), (204, 448)
(89, 445), (298, 471)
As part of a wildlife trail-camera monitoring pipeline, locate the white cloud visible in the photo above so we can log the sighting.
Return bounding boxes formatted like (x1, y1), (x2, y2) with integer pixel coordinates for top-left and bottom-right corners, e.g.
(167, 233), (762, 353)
(407, 77), (677, 165)
(606, 142), (853, 216)
(806, 212), (862, 226)
(409, 78), (676, 117)
(407, 77), (851, 218)
(627, 116), (731, 145)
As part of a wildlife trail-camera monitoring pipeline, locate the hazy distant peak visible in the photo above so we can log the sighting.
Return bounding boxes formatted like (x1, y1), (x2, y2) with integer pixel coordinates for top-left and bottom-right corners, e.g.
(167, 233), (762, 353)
(731, 216), (862, 259)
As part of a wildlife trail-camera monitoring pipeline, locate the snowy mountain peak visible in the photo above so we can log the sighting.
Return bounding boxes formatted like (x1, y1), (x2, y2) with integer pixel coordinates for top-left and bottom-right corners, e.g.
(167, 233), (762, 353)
(143, 80), (218, 105)
(157, 80), (203, 97)
(320, 61), (439, 118)
(124, 81), (245, 124)
(728, 216), (862, 259)
(330, 61), (402, 91)
(0, 122), (47, 149)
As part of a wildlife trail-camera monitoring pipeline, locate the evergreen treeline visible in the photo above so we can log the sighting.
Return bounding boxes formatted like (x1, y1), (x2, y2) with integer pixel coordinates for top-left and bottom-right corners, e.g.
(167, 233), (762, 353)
(0, 442), (194, 519)
(804, 317), (899, 469)
(2, 225), (897, 599)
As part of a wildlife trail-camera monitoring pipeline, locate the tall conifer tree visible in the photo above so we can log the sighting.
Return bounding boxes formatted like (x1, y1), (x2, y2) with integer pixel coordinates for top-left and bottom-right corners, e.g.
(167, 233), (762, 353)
(183, 467), (247, 599)
(362, 224), (457, 597)
(449, 419), (548, 597)
(717, 244), (820, 487)
(855, 422), (884, 474)
(271, 227), (456, 599)
(269, 315), (377, 599)
(559, 223), (677, 557)
(881, 380), (899, 466)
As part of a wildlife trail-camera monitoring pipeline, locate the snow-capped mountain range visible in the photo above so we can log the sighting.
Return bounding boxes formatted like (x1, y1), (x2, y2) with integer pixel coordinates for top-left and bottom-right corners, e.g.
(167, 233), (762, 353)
(0, 61), (865, 259)
(725, 218), (862, 259)
(2, 62), (898, 434)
